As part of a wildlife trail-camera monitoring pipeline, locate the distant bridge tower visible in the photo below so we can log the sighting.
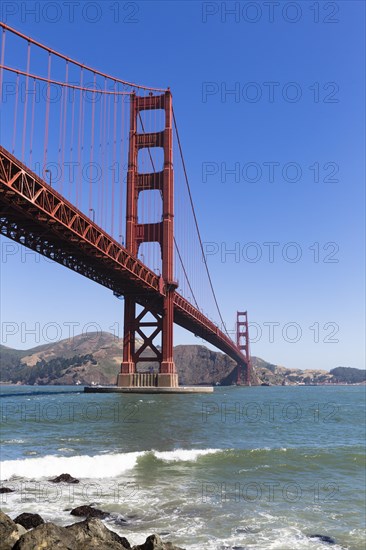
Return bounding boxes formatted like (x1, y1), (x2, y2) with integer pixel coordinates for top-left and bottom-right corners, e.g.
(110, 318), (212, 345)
(236, 311), (251, 385)
(118, 91), (178, 388)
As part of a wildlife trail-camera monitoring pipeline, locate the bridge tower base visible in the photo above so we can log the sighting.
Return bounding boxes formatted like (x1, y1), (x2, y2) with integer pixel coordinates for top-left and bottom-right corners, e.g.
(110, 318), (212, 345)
(117, 91), (178, 388)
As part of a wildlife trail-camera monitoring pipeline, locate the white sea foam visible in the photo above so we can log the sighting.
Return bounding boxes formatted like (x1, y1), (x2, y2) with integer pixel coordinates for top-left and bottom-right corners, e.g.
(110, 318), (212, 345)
(153, 448), (220, 462)
(1, 451), (144, 480)
(0, 448), (222, 480)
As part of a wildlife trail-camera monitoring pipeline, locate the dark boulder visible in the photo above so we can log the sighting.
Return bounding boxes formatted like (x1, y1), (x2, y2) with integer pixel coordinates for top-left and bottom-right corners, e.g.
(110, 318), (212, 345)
(309, 534), (336, 545)
(132, 534), (185, 550)
(0, 487), (14, 493)
(66, 517), (130, 548)
(49, 473), (80, 484)
(70, 504), (110, 519)
(13, 513), (45, 530)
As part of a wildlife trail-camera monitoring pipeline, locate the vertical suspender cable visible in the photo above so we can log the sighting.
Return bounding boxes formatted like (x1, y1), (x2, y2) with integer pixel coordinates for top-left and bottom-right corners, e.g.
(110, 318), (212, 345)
(101, 77), (107, 227)
(80, 71), (86, 211)
(98, 78), (104, 225)
(60, 61), (69, 197)
(57, 81), (64, 193)
(69, 70), (76, 201)
(21, 41), (31, 162)
(112, 80), (117, 237)
(29, 78), (36, 168)
(12, 72), (19, 155)
(0, 28), (6, 95)
(89, 72), (96, 212)
(43, 51), (51, 173)
(76, 67), (84, 209)
(119, 91), (125, 243)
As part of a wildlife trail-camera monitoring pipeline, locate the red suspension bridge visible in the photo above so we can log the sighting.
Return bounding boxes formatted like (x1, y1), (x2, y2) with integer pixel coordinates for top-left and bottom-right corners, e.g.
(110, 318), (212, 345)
(0, 22), (252, 388)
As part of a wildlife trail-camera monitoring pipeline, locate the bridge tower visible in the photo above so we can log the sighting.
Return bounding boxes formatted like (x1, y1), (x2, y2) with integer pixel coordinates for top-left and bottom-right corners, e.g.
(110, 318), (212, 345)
(236, 311), (251, 385)
(117, 91), (178, 388)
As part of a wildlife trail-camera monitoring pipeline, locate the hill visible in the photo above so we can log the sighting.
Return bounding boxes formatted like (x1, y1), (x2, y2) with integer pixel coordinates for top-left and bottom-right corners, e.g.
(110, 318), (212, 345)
(0, 333), (127, 386)
(0, 333), (247, 386)
(330, 366), (366, 384)
(0, 333), (364, 386)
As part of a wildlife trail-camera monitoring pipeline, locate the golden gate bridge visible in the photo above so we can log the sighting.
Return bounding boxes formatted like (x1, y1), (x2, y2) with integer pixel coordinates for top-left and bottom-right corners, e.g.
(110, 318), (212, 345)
(0, 22), (251, 388)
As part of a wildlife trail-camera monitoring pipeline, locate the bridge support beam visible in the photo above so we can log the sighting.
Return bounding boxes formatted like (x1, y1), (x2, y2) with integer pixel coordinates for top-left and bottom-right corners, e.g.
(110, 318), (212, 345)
(118, 91), (178, 388)
(118, 296), (136, 386)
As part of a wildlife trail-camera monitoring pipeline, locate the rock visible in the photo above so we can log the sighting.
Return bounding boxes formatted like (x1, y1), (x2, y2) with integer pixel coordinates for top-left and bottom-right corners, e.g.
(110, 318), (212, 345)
(12, 522), (76, 549)
(0, 487), (14, 493)
(66, 517), (131, 548)
(132, 534), (185, 550)
(49, 473), (80, 484)
(13, 513), (45, 529)
(15, 524), (27, 537)
(11, 517), (131, 550)
(1, 511), (183, 550)
(0, 510), (22, 550)
(309, 534), (336, 545)
(70, 504), (110, 519)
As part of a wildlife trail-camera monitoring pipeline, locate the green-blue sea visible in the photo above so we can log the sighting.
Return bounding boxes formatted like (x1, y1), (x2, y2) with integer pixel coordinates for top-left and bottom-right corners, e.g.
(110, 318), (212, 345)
(0, 385), (365, 549)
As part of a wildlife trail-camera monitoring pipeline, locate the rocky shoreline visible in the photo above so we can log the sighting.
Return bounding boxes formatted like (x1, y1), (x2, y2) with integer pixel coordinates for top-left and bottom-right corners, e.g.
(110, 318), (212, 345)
(0, 509), (185, 550)
(1, 472), (185, 549)
(0, 508), (339, 549)
(0, 471), (339, 548)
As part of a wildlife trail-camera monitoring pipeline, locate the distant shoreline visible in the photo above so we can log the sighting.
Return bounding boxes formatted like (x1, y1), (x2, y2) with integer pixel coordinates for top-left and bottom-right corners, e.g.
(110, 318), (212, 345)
(0, 382), (365, 388)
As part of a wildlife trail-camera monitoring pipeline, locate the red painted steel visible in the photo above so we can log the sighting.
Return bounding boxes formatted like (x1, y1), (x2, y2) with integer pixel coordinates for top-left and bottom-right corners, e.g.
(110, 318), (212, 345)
(236, 311), (252, 385)
(0, 23), (251, 386)
(0, 147), (248, 383)
(120, 92), (177, 387)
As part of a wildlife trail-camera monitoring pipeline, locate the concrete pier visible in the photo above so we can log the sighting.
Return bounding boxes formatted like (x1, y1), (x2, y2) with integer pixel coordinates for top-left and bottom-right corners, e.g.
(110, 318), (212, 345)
(84, 386), (214, 394)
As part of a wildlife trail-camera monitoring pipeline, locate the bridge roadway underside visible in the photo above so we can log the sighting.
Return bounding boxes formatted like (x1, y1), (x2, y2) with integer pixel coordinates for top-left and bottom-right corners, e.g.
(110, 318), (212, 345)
(0, 146), (247, 369)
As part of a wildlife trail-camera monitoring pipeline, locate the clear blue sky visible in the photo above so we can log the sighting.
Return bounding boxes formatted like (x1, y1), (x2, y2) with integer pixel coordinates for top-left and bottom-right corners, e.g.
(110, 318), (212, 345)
(0, 1), (365, 371)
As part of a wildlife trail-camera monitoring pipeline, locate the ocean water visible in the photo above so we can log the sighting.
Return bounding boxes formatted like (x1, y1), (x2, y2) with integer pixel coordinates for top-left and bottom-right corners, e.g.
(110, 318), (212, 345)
(0, 385), (365, 549)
